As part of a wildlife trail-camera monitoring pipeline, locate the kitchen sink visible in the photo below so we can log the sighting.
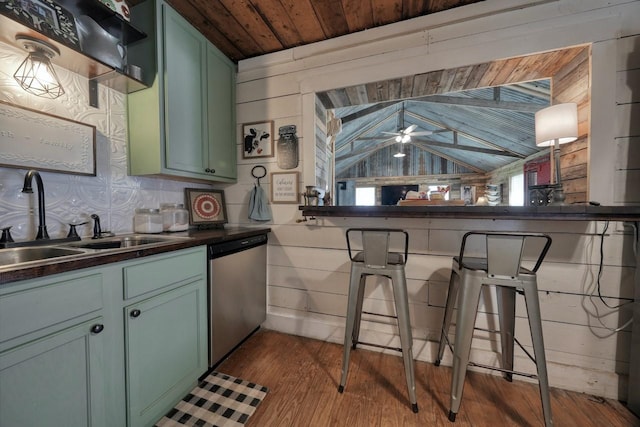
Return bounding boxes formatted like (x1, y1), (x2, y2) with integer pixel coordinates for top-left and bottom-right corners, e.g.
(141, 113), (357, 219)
(66, 235), (187, 250)
(0, 246), (86, 267)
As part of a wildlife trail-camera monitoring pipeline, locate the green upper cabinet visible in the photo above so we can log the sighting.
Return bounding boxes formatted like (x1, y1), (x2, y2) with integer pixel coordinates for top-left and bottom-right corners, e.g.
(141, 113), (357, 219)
(127, 0), (237, 182)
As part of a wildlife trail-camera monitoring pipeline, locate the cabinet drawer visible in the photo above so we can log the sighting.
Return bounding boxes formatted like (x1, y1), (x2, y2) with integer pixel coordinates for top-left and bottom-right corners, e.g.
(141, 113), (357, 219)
(0, 273), (103, 345)
(123, 248), (205, 299)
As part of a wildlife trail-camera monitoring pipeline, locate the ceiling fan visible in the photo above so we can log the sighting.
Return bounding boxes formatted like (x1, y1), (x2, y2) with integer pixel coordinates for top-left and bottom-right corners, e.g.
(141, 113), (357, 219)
(358, 102), (436, 144)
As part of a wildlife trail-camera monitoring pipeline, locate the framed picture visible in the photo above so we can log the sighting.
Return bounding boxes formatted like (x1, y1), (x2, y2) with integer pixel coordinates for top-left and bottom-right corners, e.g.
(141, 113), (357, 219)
(243, 121), (274, 159)
(0, 101), (96, 175)
(0, 0), (80, 49)
(271, 172), (299, 204)
(184, 188), (228, 226)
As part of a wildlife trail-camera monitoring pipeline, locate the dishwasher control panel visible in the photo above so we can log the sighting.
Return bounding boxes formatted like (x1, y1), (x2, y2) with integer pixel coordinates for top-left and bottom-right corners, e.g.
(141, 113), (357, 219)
(208, 234), (268, 259)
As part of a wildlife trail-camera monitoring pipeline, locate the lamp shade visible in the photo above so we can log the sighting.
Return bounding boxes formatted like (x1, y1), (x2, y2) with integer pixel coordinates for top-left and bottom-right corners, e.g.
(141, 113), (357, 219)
(535, 103), (578, 147)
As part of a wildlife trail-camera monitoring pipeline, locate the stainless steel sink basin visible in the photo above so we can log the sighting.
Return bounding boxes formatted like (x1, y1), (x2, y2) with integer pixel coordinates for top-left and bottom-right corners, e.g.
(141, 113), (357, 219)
(67, 235), (186, 250)
(0, 247), (86, 267)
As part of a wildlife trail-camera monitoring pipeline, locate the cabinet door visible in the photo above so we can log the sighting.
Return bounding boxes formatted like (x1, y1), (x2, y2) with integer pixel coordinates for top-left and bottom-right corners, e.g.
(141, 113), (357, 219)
(163, 4), (208, 175)
(0, 318), (106, 427)
(125, 280), (207, 427)
(206, 44), (237, 180)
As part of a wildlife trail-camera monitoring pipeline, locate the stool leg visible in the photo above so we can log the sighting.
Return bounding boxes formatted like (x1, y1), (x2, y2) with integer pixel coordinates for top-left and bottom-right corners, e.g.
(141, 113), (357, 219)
(352, 274), (367, 348)
(523, 284), (553, 427)
(391, 269), (419, 413)
(339, 265), (364, 393)
(449, 277), (482, 422)
(436, 270), (459, 366)
(497, 286), (516, 382)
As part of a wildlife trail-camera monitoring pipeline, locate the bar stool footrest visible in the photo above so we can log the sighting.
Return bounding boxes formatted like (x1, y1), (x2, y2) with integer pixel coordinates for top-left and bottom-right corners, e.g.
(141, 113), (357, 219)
(362, 310), (399, 320)
(354, 340), (402, 353)
(467, 361), (539, 379)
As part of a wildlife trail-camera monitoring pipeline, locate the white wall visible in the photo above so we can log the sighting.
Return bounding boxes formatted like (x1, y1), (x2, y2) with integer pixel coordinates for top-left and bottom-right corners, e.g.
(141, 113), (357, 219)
(0, 42), (211, 240)
(228, 0), (640, 400)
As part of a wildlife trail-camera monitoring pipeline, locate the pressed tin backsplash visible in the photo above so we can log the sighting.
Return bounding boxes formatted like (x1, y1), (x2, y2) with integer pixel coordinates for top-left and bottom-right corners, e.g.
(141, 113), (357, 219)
(0, 41), (210, 241)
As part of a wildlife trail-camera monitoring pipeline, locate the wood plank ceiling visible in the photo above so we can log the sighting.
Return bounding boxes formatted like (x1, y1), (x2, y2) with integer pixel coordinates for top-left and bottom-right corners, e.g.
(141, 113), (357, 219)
(157, 0), (485, 62)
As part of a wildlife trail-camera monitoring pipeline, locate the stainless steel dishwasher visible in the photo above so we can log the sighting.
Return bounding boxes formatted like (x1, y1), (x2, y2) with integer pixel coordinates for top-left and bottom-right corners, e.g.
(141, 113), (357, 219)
(208, 233), (267, 367)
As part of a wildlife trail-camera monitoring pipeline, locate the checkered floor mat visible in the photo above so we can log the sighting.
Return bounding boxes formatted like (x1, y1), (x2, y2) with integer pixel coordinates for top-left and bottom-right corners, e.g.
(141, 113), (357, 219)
(155, 371), (268, 427)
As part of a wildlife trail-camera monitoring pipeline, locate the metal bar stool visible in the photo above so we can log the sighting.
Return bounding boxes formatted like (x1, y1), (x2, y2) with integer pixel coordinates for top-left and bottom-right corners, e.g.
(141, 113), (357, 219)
(435, 231), (553, 426)
(338, 228), (418, 413)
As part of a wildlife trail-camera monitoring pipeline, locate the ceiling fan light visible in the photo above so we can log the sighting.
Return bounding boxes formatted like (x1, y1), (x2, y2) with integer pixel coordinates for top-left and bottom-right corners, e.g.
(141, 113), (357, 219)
(393, 152), (405, 158)
(401, 134), (410, 143)
(395, 135), (402, 143)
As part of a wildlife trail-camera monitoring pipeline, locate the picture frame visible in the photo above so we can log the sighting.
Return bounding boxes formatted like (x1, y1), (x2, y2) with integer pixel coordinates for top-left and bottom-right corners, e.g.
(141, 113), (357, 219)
(184, 188), (228, 226)
(243, 121), (274, 159)
(0, 101), (96, 175)
(271, 172), (299, 204)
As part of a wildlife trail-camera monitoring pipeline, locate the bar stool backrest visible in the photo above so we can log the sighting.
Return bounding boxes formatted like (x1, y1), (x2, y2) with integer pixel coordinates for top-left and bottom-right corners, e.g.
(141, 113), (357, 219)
(486, 235), (525, 279)
(346, 228), (409, 269)
(459, 231), (552, 280)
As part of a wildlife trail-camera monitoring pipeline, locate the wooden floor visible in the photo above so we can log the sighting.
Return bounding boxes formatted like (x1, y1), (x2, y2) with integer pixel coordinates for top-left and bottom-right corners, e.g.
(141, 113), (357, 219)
(216, 329), (640, 427)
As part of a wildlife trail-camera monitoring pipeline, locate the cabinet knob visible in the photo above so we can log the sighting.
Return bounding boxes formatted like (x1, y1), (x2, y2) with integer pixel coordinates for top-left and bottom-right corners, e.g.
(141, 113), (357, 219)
(130, 309), (141, 318)
(90, 324), (104, 334)
(205, 168), (215, 174)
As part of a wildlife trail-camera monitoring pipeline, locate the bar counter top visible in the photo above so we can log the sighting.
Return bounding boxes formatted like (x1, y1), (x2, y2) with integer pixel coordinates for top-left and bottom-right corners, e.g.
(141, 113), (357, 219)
(299, 205), (640, 221)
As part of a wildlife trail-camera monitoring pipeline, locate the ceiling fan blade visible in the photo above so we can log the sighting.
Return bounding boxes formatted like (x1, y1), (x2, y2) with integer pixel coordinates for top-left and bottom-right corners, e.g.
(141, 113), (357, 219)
(403, 124), (418, 134)
(411, 131), (433, 136)
(381, 131), (401, 136)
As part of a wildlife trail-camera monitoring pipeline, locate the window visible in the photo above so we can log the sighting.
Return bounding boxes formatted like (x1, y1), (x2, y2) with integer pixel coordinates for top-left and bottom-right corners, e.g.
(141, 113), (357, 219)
(509, 173), (525, 206)
(355, 187), (376, 206)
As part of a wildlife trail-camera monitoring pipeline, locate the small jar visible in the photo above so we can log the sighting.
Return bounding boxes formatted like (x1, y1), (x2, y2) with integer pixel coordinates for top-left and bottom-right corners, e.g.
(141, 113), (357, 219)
(134, 208), (163, 234)
(160, 203), (189, 232)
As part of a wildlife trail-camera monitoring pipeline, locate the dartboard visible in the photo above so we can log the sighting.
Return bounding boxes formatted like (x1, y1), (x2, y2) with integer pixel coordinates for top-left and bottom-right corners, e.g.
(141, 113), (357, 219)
(193, 193), (221, 220)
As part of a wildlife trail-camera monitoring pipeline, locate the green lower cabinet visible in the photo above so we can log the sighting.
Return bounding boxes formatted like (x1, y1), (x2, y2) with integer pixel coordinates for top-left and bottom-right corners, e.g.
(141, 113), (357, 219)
(125, 279), (208, 427)
(0, 317), (106, 427)
(0, 246), (208, 427)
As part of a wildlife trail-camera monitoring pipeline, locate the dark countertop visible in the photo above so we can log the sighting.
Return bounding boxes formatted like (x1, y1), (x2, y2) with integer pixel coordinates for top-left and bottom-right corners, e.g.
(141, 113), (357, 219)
(0, 227), (271, 286)
(299, 205), (640, 221)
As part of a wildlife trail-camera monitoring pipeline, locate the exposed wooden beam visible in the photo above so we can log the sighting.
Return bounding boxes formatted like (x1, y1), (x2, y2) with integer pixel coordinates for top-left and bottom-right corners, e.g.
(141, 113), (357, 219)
(335, 138), (399, 162)
(335, 112), (397, 154)
(406, 112), (525, 157)
(411, 138), (524, 158)
(340, 101), (400, 124)
(410, 94), (544, 113)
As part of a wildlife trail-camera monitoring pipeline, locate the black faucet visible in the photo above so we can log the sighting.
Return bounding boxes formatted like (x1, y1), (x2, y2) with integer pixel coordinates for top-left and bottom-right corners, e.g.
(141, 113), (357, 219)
(91, 214), (102, 239)
(22, 170), (49, 240)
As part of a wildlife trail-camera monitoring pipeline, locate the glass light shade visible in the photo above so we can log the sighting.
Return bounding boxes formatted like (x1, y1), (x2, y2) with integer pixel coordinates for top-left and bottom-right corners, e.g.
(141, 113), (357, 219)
(393, 151), (405, 158)
(401, 134), (410, 143)
(535, 103), (578, 147)
(14, 51), (65, 99)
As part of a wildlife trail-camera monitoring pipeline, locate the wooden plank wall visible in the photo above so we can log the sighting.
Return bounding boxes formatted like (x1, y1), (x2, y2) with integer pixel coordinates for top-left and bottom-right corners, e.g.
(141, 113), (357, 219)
(224, 0), (640, 400)
(615, 34), (640, 204)
(553, 47), (591, 204)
